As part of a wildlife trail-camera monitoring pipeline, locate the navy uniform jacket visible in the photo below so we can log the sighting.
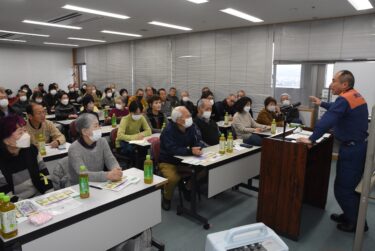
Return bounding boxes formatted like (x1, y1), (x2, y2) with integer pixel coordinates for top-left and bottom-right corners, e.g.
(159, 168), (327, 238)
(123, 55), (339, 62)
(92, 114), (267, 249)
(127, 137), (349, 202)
(309, 89), (368, 143)
(159, 122), (205, 165)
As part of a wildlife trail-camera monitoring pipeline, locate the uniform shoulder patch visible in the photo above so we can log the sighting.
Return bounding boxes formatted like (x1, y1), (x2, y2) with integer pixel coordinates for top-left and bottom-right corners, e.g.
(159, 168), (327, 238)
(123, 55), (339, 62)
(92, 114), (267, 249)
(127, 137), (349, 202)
(340, 89), (366, 109)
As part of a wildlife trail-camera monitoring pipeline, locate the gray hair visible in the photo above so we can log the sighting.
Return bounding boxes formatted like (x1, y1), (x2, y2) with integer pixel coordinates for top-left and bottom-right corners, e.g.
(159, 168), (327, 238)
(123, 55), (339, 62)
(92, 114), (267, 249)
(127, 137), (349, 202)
(280, 93), (290, 99)
(197, 98), (211, 109)
(171, 106), (185, 122)
(75, 113), (98, 134)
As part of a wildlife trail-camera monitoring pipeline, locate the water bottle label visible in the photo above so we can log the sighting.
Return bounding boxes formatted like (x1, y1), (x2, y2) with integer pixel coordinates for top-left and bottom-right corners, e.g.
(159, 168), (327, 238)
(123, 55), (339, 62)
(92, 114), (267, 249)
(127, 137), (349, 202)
(1, 210), (17, 234)
(79, 177), (89, 194)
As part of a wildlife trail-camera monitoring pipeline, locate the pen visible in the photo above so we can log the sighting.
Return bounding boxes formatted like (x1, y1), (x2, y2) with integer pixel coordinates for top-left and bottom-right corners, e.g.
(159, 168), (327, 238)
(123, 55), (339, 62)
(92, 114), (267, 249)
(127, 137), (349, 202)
(89, 185), (102, 190)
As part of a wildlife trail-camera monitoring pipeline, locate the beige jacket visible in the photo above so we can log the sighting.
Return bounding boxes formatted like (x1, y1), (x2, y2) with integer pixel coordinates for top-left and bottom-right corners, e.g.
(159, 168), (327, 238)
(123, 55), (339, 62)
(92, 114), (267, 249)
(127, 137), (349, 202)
(26, 119), (66, 147)
(232, 111), (266, 140)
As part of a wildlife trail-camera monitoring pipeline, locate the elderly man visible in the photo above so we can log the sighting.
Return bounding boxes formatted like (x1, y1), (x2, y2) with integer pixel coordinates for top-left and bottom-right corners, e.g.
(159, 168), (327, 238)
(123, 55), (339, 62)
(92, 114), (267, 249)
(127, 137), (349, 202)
(25, 103), (66, 148)
(194, 99), (220, 146)
(158, 88), (172, 117)
(167, 87), (179, 108)
(159, 106), (205, 210)
(180, 90), (197, 118)
(280, 93), (302, 124)
(297, 70), (369, 232)
(214, 94), (237, 122)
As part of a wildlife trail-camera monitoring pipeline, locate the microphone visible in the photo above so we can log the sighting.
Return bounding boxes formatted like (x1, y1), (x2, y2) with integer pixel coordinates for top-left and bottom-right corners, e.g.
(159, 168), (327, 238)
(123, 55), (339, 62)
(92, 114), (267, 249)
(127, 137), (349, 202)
(280, 102), (301, 112)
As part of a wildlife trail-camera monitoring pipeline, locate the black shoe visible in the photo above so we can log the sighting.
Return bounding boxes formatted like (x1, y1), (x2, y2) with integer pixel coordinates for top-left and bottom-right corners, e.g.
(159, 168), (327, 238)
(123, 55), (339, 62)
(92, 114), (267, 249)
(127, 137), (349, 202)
(330, 213), (347, 223)
(161, 197), (171, 211)
(337, 223), (369, 233)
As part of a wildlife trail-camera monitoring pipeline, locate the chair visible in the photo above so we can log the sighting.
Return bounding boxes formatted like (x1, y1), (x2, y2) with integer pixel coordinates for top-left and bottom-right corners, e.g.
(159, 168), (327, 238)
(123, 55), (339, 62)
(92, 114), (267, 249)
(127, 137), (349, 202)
(109, 128), (132, 169)
(69, 120), (78, 142)
(51, 156), (71, 190)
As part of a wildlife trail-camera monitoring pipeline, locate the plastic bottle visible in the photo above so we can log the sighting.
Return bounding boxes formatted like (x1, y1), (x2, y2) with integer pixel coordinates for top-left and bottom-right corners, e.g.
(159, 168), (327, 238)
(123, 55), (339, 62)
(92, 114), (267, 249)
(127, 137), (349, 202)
(79, 166), (90, 199)
(104, 108), (109, 118)
(226, 132), (233, 153)
(0, 195), (17, 239)
(111, 113), (117, 128)
(224, 112), (229, 125)
(144, 155), (153, 184)
(219, 133), (226, 154)
(0, 192), (4, 236)
(38, 133), (46, 156)
(271, 119), (276, 135)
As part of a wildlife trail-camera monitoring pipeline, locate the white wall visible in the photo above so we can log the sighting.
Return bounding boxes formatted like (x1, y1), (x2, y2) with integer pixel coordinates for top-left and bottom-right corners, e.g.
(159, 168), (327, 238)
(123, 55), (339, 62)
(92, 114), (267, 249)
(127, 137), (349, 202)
(0, 44), (73, 91)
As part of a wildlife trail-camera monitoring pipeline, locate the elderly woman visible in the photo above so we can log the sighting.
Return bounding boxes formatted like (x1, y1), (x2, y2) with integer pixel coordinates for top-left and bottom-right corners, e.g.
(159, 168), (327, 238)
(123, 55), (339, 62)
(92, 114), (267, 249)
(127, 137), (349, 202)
(232, 97), (269, 146)
(55, 92), (78, 120)
(0, 115), (53, 202)
(68, 113), (123, 185)
(256, 96), (284, 126)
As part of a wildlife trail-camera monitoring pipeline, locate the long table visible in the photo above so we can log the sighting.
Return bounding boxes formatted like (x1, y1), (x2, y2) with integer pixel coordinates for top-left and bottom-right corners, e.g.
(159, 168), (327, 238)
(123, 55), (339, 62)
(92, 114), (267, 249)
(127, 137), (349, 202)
(0, 168), (167, 251)
(42, 143), (71, 162)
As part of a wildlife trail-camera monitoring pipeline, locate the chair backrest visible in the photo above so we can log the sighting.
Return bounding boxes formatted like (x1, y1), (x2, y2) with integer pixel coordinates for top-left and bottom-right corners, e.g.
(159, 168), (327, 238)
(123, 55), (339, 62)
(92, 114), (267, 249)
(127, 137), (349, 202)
(69, 120), (78, 141)
(149, 137), (161, 165)
(110, 127), (118, 150)
(51, 156), (71, 190)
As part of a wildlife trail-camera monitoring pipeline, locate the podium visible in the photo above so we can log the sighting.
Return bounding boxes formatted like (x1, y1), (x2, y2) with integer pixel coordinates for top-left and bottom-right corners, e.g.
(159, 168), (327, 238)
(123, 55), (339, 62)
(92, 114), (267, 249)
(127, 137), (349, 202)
(256, 134), (333, 240)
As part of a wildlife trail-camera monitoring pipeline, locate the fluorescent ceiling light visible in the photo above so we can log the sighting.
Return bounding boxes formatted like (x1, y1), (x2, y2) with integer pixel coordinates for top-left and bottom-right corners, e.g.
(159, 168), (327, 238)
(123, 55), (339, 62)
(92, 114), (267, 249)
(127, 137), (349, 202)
(68, 37), (106, 43)
(149, 21), (192, 31)
(347, 0), (373, 10)
(0, 38), (26, 42)
(44, 42), (79, 47)
(187, 0), (209, 4)
(0, 29), (49, 37)
(62, 4), (130, 19)
(179, 55), (200, 58)
(23, 20), (82, 30)
(101, 30), (142, 37)
(220, 8), (264, 23)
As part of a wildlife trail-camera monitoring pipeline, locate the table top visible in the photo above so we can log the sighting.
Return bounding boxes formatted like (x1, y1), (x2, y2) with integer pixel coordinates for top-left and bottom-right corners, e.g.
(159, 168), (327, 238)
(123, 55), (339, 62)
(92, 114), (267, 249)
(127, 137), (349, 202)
(45, 114), (55, 120)
(0, 168), (166, 245)
(129, 133), (161, 147)
(100, 125), (118, 136)
(42, 143), (71, 162)
(216, 120), (233, 128)
(252, 126), (295, 137)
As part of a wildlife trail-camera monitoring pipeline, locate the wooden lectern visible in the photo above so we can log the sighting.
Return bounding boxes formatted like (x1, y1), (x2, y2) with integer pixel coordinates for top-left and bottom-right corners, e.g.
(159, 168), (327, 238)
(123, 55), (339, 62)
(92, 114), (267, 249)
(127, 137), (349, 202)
(256, 134), (334, 240)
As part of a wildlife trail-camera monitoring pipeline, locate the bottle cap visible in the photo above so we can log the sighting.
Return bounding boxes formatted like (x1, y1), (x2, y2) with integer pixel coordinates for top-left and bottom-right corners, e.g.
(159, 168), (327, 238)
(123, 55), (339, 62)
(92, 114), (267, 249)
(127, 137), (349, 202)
(221, 133), (224, 136)
(80, 165), (86, 171)
(0, 192), (4, 200)
(3, 196), (10, 203)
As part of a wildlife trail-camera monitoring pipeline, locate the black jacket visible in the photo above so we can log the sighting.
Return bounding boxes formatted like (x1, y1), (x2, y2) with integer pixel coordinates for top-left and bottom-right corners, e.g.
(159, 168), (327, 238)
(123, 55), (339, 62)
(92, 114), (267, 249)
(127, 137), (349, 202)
(194, 117), (220, 146)
(214, 100), (236, 122)
(55, 103), (77, 120)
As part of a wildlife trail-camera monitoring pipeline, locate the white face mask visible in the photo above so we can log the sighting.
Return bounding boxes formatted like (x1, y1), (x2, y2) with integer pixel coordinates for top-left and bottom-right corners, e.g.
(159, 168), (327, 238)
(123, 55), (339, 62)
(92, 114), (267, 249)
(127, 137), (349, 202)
(132, 114), (142, 121)
(36, 98), (43, 104)
(244, 106), (251, 112)
(184, 117), (193, 128)
(202, 111), (211, 119)
(0, 99), (9, 108)
(267, 105), (276, 112)
(89, 129), (102, 142)
(61, 99), (69, 105)
(75, 88), (79, 91)
(22, 89), (28, 93)
(20, 96), (27, 102)
(92, 90), (97, 94)
(122, 93), (128, 97)
(7, 94), (14, 98)
(209, 99), (214, 105)
(69, 88), (74, 93)
(16, 132), (31, 148)
(182, 96), (189, 102)
(106, 92), (112, 98)
(112, 88), (115, 92)
(115, 104), (123, 110)
(282, 100), (291, 106)
(83, 86), (87, 90)
(50, 89), (57, 95)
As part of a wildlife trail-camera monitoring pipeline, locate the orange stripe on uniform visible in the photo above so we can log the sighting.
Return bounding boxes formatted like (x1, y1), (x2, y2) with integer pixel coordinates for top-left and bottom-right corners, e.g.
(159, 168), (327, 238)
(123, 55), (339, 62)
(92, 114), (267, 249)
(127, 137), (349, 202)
(340, 89), (366, 109)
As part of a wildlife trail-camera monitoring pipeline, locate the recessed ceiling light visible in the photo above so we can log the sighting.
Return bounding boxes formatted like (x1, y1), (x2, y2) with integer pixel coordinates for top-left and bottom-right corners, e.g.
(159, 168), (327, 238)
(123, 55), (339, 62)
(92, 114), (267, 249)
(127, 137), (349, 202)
(220, 8), (264, 23)
(187, 0), (209, 4)
(0, 29), (49, 37)
(0, 38), (26, 43)
(62, 4), (130, 19)
(43, 42), (79, 47)
(149, 21), (192, 31)
(23, 20), (82, 30)
(68, 37), (106, 43)
(178, 55), (200, 58)
(347, 0), (373, 10)
(101, 30), (142, 37)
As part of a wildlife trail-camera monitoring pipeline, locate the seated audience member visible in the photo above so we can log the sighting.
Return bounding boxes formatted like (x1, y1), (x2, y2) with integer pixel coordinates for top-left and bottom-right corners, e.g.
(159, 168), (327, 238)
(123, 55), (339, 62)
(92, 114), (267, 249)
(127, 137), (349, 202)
(80, 83), (87, 95)
(145, 86), (154, 103)
(68, 113), (123, 184)
(5, 89), (18, 106)
(37, 83), (47, 96)
(0, 88), (16, 118)
(127, 88), (148, 110)
(115, 101), (151, 157)
(119, 89), (129, 106)
(237, 90), (246, 99)
(0, 115), (53, 201)
(108, 84), (119, 97)
(55, 93), (78, 120)
(106, 97), (129, 124)
(31, 91), (47, 109)
(232, 97), (269, 146)
(43, 83), (58, 113)
(159, 106), (206, 210)
(101, 87), (115, 108)
(199, 90), (216, 120)
(158, 88), (172, 117)
(84, 85), (102, 109)
(256, 96), (283, 126)
(68, 84), (80, 103)
(280, 93), (302, 124)
(214, 94), (237, 122)
(146, 95), (168, 133)
(180, 91), (197, 118)
(201, 86), (210, 94)
(25, 103), (66, 148)
(92, 85), (102, 100)
(20, 84), (32, 99)
(167, 87), (179, 108)
(80, 95), (99, 119)
(12, 90), (29, 115)
(194, 99), (220, 146)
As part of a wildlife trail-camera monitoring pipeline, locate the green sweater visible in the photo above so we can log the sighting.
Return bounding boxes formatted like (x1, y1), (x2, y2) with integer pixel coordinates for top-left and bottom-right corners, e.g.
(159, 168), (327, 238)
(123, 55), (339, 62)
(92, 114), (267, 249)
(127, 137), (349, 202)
(115, 114), (152, 148)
